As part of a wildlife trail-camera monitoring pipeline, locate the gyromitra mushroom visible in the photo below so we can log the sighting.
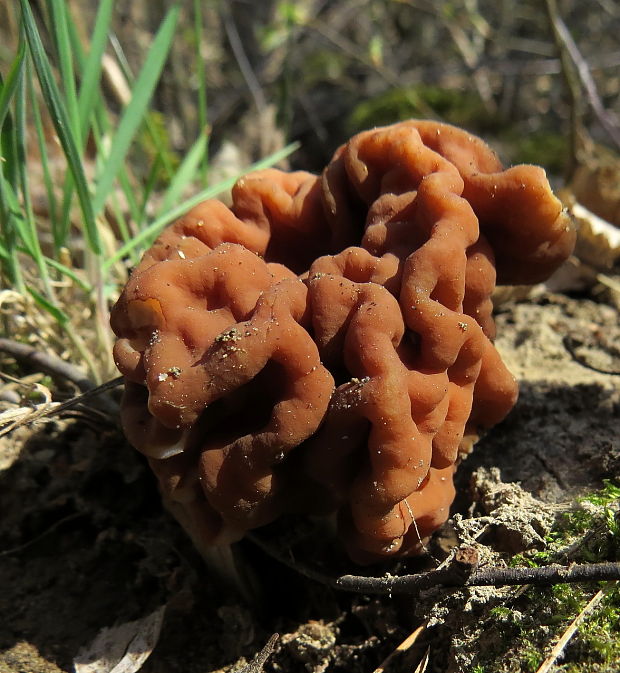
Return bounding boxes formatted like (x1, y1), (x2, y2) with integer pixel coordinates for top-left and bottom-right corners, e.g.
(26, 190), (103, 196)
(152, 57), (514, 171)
(111, 120), (575, 563)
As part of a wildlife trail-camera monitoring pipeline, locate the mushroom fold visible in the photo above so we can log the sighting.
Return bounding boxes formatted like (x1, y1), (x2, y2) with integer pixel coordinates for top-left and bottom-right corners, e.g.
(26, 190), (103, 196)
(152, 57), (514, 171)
(111, 120), (575, 563)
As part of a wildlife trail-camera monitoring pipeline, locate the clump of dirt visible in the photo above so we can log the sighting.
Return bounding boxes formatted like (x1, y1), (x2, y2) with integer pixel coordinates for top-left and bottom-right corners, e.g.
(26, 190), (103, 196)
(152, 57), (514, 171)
(280, 620), (338, 672)
(1, 286), (619, 673)
(457, 466), (557, 554)
(420, 472), (620, 673)
(415, 468), (557, 672)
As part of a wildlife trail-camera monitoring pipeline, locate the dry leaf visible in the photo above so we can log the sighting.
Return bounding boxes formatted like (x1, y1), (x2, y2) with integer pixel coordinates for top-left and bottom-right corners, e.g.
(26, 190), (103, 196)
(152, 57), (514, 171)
(571, 201), (620, 267)
(570, 153), (620, 227)
(74, 606), (165, 673)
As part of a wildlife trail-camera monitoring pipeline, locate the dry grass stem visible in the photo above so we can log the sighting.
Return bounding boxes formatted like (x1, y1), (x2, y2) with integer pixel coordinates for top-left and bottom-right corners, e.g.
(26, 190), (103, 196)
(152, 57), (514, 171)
(534, 586), (610, 673)
(373, 623), (426, 673)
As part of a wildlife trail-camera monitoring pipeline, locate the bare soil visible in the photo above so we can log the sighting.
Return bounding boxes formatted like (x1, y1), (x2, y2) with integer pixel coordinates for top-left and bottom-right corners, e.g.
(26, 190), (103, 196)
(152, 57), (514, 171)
(1, 284), (619, 673)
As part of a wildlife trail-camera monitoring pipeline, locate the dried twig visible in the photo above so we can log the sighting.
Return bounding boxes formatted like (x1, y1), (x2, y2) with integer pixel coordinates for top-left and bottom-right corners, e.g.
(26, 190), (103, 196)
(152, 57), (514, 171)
(0, 337), (95, 392)
(337, 557), (620, 595)
(535, 587), (610, 673)
(0, 377), (123, 437)
(545, 0), (620, 172)
(239, 633), (280, 673)
(248, 533), (620, 597)
(0, 401), (56, 438)
(338, 546), (479, 595)
(220, 3), (266, 114)
(555, 9), (620, 151)
(39, 376), (123, 417)
(544, 0), (584, 176)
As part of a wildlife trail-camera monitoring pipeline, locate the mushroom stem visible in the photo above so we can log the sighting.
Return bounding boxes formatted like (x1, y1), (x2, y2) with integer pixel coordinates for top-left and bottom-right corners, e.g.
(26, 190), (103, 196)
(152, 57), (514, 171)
(199, 542), (259, 604)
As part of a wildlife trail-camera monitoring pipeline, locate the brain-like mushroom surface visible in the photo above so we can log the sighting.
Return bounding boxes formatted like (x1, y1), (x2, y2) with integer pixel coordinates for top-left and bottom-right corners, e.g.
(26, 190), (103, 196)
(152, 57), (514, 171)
(111, 120), (575, 563)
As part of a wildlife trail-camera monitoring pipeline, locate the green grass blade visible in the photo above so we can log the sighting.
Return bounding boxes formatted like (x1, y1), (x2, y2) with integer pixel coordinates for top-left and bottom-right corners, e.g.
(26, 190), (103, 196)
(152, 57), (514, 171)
(116, 165), (141, 225)
(89, 111), (142, 231)
(0, 169), (25, 289)
(27, 286), (69, 325)
(42, 255), (92, 292)
(0, 38), (26, 131)
(76, 0), (114, 146)
(13, 57), (36, 255)
(103, 142), (300, 271)
(19, 0), (101, 255)
(157, 130), (208, 216)
(135, 154), (164, 230)
(14, 58), (56, 299)
(0, 39), (26, 193)
(51, 159), (74, 256)
(0, 168), (33, 249)
(65, 11), (142, 251)
(108, 33), (176, 181)
(47, 1), (83, 249)
(0, 86), (18, 193)
(47, 0), (80, 134)
(11, 244), (92, 294)
(91, 5), (180, 216)
(27, 64), (59, 236)
(82, 101), (144, 251)
(0, 170), (34, 255)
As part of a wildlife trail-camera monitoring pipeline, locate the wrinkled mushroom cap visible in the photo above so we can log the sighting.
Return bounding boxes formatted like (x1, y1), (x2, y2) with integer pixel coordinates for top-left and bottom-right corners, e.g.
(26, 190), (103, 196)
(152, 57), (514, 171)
(111, 120), (574, 562)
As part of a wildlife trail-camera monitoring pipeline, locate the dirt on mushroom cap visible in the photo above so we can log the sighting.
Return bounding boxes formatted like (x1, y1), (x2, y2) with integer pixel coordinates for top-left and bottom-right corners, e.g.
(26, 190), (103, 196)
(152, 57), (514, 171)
(110, 120), (575, 563)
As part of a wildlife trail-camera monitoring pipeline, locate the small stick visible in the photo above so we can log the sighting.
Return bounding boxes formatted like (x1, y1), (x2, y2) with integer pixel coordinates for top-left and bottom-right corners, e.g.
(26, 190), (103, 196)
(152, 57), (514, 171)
(38, 376), (123, 417)
(239, 633), (280, 673)
(249, 534), (620, 597)
(547, 0), (620, 153)
(543, 0), (584, 176)
(535, 587), (609, 673)
(0, 377), (123, 437)
(220, 4), (266, 114)
(0, 337), (94, 392)
(338, 547), (479, 595)
(337, 559), (620, 595)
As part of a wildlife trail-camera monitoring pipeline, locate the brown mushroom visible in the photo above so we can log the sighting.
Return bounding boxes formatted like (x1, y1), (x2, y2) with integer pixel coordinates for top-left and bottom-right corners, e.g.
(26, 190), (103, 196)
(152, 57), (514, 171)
(111, 120), (575, 563)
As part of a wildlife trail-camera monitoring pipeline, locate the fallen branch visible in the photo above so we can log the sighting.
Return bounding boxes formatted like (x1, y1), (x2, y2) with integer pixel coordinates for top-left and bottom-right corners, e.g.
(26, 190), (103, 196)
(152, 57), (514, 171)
(337, 555), (620, 595)
(249, 533), (620, 597)
(0, 338), (122, 415)
(338, 546), (479, 595)
(0, 337), (95, 392)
